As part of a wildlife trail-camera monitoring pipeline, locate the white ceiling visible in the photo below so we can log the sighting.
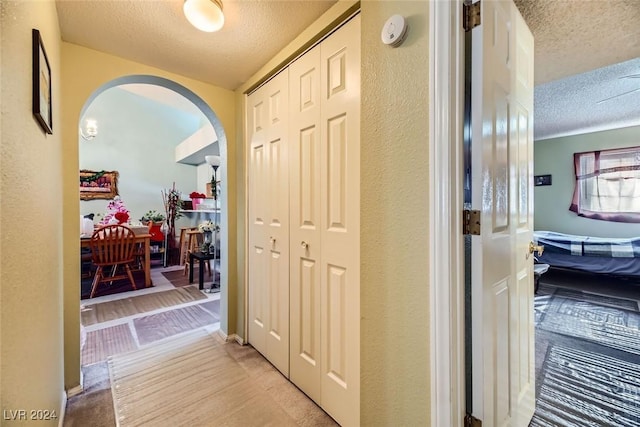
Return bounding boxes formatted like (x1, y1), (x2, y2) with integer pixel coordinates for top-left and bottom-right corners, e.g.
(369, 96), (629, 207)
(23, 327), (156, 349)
(513, 0), (640, 140)
(534, 57), (640, 140)
(119, 84), (204, 117)
(57, 0), (640, 141)
(55, 0), (337, 91)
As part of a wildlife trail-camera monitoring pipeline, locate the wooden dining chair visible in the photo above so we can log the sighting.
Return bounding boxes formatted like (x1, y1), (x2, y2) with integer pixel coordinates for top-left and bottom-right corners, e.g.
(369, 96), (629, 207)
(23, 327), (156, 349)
(88, 224), (137, 298)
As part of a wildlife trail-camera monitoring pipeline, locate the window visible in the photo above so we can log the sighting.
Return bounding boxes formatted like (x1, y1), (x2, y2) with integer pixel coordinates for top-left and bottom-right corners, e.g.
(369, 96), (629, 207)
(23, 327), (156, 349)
(570, 146), (640, 222)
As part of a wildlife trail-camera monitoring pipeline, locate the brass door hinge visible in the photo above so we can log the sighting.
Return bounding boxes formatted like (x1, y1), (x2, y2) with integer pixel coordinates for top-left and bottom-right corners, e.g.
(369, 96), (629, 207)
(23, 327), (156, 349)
(464, 413), (482, 427)
(463, 1), (481, 32)
(463, 209), (481, 235)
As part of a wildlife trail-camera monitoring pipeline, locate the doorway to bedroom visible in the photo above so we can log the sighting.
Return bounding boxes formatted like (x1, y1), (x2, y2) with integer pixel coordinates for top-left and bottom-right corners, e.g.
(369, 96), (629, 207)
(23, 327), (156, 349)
(530, 66), (640, 424)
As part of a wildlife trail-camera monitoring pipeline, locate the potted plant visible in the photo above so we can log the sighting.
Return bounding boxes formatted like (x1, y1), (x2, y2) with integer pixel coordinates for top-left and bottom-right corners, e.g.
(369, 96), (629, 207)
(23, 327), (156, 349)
(140, 210), (165, 225)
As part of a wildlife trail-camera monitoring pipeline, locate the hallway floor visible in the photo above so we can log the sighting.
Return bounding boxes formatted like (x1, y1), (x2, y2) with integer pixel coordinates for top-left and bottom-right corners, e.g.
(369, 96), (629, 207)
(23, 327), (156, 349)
(65, 266), (336, 427)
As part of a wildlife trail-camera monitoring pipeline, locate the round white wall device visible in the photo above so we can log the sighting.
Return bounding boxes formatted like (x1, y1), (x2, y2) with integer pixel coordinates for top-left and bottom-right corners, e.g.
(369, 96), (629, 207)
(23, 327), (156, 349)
(381, 15), (408, 47)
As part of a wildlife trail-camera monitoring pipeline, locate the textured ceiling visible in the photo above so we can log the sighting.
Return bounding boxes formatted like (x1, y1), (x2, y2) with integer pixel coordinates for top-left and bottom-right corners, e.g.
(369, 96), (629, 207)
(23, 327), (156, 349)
(514, 0), (640, 85)
(56, 0), (337, 91)
(514, 0), (640, 140)
(57, 1), (640, 141)
(534, 58), (640, 140)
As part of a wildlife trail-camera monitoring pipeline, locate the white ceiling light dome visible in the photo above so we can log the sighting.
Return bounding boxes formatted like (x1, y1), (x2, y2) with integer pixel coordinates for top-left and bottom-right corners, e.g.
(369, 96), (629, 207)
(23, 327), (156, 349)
(183, 0), (224, 33)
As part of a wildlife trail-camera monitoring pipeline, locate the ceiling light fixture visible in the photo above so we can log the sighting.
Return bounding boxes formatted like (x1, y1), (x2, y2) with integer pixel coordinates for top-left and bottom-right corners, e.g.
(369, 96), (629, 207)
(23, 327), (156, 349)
(183, 0), (224, 33)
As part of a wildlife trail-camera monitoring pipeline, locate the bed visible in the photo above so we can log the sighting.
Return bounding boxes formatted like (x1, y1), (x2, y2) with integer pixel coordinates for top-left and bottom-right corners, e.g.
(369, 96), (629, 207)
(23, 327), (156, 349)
(533, 230), (640, 277)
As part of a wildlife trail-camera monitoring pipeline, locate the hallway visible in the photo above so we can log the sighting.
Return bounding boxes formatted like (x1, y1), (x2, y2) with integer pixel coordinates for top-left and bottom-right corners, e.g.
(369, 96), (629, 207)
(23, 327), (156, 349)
(65, 267), (336, 426)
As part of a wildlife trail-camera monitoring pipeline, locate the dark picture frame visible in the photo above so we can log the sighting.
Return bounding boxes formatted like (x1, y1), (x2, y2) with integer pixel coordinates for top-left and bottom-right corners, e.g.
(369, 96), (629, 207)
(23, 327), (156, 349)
(32, 29), (53, 134)
(80, 170), (119, 200)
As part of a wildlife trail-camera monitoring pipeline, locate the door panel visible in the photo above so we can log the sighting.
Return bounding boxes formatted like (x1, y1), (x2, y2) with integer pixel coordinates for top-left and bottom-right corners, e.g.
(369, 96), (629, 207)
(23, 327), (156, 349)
(511, 5), (536, 424)
(320, 15), (360, 427)
(247, 70), (290, 376)
(471, 1), (534, 426)
(326, 115), (347, 230)
(289, 45), (322, 401)
(265, 71), (290, 376)
(326, 264), (347, 388)
(248, 85), (268, 355)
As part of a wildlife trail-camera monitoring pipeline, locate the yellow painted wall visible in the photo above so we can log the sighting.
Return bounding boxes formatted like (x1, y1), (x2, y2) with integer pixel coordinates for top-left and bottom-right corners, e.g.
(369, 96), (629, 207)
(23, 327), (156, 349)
(60, 43), (237, 388)
(1, 0), (65, 421)
(360, 2), (431, 424)
(236, 1), (432, 423)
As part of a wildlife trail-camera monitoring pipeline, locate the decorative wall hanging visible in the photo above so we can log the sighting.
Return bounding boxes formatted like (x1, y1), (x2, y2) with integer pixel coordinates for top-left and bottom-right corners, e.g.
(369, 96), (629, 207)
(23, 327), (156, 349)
(80, 170), (119, 200)
(32, 29), (53, 134)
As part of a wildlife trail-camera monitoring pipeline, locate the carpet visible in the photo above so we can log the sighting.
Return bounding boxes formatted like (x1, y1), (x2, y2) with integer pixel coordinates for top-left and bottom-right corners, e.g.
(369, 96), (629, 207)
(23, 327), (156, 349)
(133, 304), (219, 345)
(81, 286), (206, 326)
(82, 324), (137, 366)
(530, 345), (640, 426)
(108, 330), (299, 427)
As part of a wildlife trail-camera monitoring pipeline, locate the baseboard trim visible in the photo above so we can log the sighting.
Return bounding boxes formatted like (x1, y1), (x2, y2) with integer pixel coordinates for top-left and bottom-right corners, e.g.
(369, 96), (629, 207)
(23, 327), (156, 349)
(217, 330), (245, 345)
(66, 383), (83, 398)
(58, 389), (67, 427)
(67, 368), (84, 399)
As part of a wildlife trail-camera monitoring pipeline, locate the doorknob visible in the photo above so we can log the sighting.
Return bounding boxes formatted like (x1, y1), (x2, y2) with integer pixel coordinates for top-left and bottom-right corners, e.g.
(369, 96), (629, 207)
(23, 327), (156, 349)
(301, 241), (309, 250)
(528, 241), (544, 257)
(270, 236), (276, 244)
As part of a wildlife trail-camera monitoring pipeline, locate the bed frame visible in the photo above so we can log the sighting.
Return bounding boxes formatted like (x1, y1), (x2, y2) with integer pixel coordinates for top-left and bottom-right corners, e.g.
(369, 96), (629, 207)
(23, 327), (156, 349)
(534, 231), (640, 278)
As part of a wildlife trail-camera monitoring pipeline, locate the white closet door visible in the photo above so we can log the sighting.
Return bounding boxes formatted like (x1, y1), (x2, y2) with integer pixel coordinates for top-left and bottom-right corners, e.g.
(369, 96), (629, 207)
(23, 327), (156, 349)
(248, 84), (269, 356)
(319, 15), (361, 427)
(265, 70), (290, 376)
(247, 70), (290, 376)
(289, 45), (322, 402)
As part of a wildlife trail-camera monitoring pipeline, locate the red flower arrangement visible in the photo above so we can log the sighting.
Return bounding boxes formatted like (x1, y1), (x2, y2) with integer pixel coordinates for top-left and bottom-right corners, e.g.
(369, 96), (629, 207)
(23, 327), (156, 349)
(189, 192), (207, 199)
(114, 211), (130, 224)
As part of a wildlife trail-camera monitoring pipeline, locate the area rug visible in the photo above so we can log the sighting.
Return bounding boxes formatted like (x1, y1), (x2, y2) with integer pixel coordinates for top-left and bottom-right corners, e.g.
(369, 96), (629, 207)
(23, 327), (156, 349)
(533, 279), (640, 426)
(554, 287), (640, 312)
(81, 323), (137, 366)
(81, 270), (148, 300)
(133, 304), (219, 345)
(530, 344), (640, 426)
(108, 330), (297, 427)
(539, 290), (640, 355)
(81, 286), (206, 326)
(161, 268), (195, 288)
(161, 265), (219, 288)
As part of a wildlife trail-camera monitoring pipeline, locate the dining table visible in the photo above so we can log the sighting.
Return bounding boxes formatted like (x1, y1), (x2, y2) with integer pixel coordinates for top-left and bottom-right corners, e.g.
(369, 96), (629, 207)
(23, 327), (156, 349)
(80, 233), (152, 287)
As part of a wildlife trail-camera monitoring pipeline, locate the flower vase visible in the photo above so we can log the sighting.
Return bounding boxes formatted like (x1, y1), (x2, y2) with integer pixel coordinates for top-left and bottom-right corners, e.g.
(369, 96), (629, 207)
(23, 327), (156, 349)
(202, 231), (212, 253)
(192, 198), (204, 210)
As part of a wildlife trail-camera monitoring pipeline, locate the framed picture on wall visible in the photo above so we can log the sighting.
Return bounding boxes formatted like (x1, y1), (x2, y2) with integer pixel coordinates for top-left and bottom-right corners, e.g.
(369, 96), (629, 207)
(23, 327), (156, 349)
(32, 28), (53, 134)
(80, 170), (119, 200)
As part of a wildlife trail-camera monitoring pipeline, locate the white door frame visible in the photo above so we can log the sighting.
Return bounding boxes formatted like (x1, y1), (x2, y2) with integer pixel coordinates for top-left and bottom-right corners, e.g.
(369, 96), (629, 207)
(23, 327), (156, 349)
(429, 0), (466, 425)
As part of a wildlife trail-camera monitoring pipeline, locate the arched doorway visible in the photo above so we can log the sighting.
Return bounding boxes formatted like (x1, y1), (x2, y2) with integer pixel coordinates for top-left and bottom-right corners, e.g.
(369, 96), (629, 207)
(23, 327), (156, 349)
(77, 74), (229, 366)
